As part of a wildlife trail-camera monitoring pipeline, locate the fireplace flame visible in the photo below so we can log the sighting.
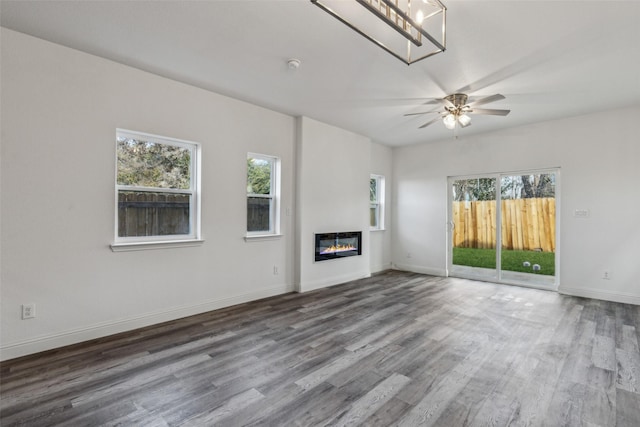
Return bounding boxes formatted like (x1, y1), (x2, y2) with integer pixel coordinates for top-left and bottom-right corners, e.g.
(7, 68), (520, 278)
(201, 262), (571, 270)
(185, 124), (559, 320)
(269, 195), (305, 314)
(320, 243), (356, 255)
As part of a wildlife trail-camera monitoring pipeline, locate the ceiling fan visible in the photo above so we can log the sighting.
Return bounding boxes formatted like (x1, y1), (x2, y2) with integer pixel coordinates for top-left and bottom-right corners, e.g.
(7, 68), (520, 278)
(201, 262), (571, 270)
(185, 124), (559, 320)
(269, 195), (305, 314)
(405, 93), (510, 129)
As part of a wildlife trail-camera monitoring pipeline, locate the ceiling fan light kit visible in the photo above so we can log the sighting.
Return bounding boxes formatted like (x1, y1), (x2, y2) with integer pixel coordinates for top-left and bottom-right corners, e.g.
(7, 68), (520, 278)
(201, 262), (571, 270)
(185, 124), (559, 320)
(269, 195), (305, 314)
(443, 113), (457, 129)
(406, 93), (511, 131)
(457, 114), (471, 127)
(311, 0), (446, 65)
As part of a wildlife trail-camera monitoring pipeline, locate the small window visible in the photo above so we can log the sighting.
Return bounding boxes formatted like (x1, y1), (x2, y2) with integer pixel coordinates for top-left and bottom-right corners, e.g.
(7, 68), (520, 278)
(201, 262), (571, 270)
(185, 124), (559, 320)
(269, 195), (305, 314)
(114, 129), (200, 245)
(370, 174), (385, 230)
(247, 153), (280, 235)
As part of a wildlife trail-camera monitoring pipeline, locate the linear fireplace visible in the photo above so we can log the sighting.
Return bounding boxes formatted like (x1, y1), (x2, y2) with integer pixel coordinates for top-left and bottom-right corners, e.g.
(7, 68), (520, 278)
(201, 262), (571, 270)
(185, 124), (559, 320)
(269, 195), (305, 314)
(315, 231), (362, 262)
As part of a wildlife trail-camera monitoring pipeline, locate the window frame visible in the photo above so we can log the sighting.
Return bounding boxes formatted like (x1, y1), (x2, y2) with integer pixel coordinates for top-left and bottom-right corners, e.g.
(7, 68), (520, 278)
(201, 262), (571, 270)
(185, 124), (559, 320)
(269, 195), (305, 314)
(111, 129), (202, 251)
(370, 174), (385, 231)
(246, 152), (281, 238)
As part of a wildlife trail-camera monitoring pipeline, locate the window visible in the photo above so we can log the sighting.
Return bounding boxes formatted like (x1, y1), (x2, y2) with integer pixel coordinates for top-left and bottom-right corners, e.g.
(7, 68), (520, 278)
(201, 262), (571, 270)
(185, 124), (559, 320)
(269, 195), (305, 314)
(370, 174), (385, 230)
(247, 153), (280, 236)
(113, 129), (201, 248)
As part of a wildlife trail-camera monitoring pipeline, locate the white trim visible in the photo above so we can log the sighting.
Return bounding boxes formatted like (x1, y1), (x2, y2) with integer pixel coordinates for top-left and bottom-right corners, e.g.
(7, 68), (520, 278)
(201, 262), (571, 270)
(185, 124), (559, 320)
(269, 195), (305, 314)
(110, 239), (205, 252)
(117, 128), (197, 149)
(244, 234), (283, 242)
(0, 283), (293, 361)
(559, 286), (640, 306)
(371, 262), (393, 273)
(117, 186), (191, 195)
(370, 174), (385, 230)
(450, 266), (557, 292)
(247, 153), (281, 236)
(390, 263), (446, 277)
(114, 129), (201, 244)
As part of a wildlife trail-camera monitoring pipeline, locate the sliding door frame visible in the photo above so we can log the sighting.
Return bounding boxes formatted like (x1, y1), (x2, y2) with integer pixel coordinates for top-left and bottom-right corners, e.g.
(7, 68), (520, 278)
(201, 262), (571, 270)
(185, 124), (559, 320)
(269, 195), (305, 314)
(447, 168), (560, 291)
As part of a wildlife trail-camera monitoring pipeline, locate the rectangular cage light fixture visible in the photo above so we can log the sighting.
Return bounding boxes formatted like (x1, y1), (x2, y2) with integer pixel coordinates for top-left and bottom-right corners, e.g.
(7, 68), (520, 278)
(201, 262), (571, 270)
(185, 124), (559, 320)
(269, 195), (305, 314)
(311, 0), (446, 65)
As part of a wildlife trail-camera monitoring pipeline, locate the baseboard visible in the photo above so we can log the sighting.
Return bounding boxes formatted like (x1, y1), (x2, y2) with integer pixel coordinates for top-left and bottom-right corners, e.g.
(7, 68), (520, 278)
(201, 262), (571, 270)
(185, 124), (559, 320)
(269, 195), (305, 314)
(370, 263), (393, 274)
(298, 271), (371, 293)
(392, 262), (446, 277)
(559, 286), (640, 306)
(0, 283), (293, 361)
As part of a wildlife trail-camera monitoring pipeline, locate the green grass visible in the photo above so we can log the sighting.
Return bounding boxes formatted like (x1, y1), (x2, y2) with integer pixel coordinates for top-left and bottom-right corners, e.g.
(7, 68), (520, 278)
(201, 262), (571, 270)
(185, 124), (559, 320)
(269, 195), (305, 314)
(453, 247), (555, 276)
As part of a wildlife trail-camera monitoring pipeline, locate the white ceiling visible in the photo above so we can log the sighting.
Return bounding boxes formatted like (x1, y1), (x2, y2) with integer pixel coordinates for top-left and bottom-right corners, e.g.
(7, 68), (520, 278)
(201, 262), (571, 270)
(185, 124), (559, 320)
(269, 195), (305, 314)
(2, 0), (639, 147)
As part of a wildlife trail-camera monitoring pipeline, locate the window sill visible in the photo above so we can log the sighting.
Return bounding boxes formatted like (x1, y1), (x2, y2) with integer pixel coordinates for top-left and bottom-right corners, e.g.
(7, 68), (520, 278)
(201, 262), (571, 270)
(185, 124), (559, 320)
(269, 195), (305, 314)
(110, 239), (205, 252)
(370, 228), (386, 232)
(244, 234), (283, 242)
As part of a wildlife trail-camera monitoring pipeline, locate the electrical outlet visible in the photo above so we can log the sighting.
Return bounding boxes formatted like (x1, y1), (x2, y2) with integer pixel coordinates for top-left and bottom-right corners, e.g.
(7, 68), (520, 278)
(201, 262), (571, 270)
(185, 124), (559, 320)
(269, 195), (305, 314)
(273, 265), (279, 275)
(407, 252), (412, 258)
(602, 270), (611, 280)
(22, 303), (36, 319)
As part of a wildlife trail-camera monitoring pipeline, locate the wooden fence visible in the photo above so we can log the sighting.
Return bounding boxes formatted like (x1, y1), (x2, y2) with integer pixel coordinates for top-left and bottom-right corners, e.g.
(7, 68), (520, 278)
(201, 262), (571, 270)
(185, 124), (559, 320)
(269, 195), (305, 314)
(118, 192), (272, 236)
(118, 191), (190, 237)
(247, 197), (270, 232)
(452, 197), (555, 252)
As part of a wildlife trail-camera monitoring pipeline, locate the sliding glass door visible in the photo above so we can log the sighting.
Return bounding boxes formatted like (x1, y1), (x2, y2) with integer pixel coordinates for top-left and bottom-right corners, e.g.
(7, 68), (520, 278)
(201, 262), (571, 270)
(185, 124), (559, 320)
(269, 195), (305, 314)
(499, 173), (556, 286)
(448, 170), (559, 289)
(449, 176), (498, 281)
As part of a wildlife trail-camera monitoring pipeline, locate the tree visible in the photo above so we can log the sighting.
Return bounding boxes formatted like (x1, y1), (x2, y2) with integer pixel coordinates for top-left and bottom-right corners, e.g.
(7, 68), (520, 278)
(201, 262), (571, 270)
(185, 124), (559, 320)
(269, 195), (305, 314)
(455, 174), (555, 201)
(370, 178), (377, 202)
(520, 174), (554, 198)
(247, 158), (271, 194)
(501, 174), (555, 199)
(453, 178), (495, 201)
(117, 137), (191, 189)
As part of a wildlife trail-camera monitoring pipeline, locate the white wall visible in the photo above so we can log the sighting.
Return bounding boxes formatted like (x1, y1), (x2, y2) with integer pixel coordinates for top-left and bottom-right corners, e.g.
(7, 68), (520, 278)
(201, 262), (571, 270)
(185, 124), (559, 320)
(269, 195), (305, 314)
(392, 107), (640, 304)
(5, 27), (637, 362)
(296, 117), (371, 292)
(0, 29), (297, 360)
(370, 142), (392, 273)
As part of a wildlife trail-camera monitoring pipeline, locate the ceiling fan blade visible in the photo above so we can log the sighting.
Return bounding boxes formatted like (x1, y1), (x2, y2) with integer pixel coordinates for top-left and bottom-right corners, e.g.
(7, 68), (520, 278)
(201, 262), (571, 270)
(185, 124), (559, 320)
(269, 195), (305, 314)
(421, 96), (457, 108)
(419, 116), (443, 129)
(422, 97), (455, 108)
(404, 109), (441, 117)
(467, 94), (505, 107)
(470, 108), (511, 116)
(439, 97), (456, 109)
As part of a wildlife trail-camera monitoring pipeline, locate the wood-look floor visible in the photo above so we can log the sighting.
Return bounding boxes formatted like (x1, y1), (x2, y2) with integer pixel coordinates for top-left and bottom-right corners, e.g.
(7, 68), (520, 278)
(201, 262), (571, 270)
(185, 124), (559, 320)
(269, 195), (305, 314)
(2, 271), (640, 426)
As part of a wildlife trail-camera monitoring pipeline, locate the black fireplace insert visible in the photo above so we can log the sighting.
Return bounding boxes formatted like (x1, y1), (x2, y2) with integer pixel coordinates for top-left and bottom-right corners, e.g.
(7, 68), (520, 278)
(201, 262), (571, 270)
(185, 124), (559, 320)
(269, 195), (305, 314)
(315, 231), (362, 262)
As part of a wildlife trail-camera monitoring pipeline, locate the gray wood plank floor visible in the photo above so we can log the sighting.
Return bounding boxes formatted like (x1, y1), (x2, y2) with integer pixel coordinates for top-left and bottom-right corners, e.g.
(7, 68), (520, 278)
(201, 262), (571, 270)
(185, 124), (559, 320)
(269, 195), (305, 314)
(1, 271), (640, 426)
